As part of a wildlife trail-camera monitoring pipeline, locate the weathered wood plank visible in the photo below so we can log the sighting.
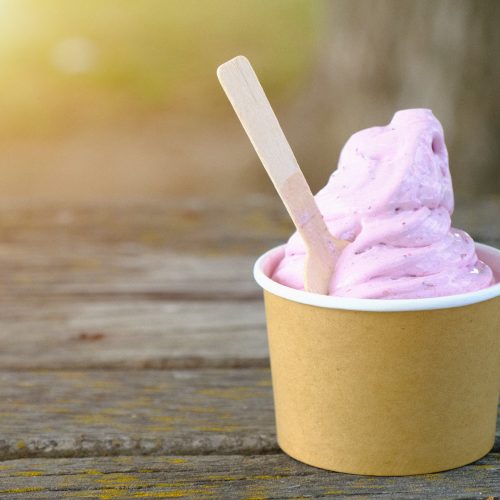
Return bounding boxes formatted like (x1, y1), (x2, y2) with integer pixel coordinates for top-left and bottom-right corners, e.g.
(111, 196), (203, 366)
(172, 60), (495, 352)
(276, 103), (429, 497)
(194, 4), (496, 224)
(0, 369), (276, 460)
(0, 453), (498, 499)
(0, 197), (291, 251)
(1, 197), (499, 370)
(0, 197), (497, 250)
(0, 197), (290, 302)
(0, 250), (263, 301)
(0, 197), (498, 302)
(0, 369), (498, 461)
(0, 299), (268, 369)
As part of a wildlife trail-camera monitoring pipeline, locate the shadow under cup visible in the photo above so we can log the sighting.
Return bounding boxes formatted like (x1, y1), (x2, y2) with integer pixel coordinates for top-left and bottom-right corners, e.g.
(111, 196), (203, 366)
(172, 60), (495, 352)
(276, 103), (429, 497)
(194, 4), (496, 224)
(254, 243), (500, 476)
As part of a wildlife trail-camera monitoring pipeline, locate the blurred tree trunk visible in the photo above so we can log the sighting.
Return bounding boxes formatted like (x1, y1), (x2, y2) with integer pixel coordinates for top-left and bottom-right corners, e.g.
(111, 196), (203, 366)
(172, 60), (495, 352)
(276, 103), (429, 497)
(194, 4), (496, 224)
(288, 0), (500, 198)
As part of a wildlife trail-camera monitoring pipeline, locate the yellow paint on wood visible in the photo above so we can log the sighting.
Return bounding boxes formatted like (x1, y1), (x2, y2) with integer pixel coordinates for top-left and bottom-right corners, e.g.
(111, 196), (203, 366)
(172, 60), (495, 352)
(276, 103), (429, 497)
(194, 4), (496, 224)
(197, 387), (258, 400)
(73, 414), (115, 425)
(46, 406), (73, 414)
(254, 475), (285, 480)
(206, 475), (239, 481)
(119, 398), (155, 409)
(150, 416), (178, 422)
(16, 440), (26, 450)
(83, 469), (104, 475)
(256, 379), (272, 387)
(97, 474), (137, 485)
(244, 483), (270, 500)
(61, 492), (90, 498)
(0, 487), (44, 494)
(131, 487), (212, 498)
(100, 408), (127, 416)
(424, 474), (442, 481)
(14, 471), (43, 477)
(193, 425), (241, 432)
(144, 425), (174, 432)
(275, 466), (292, 472)
(131, 494), (163, 499)
(98, 488), (129, 500)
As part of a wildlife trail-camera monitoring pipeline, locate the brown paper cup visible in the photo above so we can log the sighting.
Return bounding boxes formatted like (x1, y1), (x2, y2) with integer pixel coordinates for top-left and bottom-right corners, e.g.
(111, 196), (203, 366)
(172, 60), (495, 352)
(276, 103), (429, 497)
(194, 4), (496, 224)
(254, 243), (500, 476)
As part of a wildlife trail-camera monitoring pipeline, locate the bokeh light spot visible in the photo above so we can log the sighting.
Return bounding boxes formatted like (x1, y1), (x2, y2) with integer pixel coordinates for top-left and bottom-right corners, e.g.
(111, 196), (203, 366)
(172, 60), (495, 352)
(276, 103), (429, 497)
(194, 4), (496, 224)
(51, 37), (97, 74)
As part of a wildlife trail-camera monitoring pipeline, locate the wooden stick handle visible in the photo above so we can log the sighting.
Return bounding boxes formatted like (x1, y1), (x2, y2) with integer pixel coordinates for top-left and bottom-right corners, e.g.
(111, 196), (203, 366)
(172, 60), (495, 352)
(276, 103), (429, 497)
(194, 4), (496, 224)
(217, 56), (326, 242)
(217, 56), (346, 294)
(217, 56), (299, 186)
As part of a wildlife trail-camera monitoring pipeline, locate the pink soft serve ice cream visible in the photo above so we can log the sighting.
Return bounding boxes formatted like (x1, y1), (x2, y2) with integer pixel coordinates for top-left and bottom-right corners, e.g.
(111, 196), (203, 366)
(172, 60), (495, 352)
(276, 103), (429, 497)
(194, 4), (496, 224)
(272, 109), (494, 298)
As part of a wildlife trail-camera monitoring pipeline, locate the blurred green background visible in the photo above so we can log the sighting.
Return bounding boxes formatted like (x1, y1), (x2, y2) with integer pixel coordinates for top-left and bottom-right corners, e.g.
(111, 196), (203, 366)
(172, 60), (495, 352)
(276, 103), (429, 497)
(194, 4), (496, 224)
(0, 0), (319, 137)
(0, 0), (498, 200)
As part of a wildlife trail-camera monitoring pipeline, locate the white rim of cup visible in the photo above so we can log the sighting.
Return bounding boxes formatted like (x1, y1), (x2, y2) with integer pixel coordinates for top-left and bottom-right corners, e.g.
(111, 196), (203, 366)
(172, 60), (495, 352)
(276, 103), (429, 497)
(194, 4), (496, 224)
(253, 242), (500, 312)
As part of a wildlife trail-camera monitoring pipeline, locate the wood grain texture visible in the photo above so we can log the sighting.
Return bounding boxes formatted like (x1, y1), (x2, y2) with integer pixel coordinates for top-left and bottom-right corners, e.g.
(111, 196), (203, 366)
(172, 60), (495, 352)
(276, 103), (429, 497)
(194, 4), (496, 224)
(0, 368), (498, 461)
(0, 197), (290, 302)
(0, 453), (498, 499)
(0, 197), (498, 300)
(0, 299), (267, 369)
(0, 369), (276, 460)
(0, 198), (498, 495)
(1, 197), (498, 371)
(217, 56), (301, 186)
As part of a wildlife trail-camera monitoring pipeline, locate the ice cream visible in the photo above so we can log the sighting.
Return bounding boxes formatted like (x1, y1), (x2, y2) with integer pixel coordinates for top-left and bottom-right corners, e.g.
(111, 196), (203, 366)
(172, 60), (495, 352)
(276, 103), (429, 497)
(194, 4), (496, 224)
(271, 109), (494, 298)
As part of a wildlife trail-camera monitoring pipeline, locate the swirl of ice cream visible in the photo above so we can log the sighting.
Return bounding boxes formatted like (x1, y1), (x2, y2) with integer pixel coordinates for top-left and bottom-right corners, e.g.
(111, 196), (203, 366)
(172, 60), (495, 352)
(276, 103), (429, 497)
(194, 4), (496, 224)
(271, 109), (494, 298)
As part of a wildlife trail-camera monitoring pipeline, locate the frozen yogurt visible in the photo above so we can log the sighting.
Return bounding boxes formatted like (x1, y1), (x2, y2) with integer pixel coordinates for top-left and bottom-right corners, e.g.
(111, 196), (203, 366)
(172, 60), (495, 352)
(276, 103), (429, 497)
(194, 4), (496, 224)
(272, 109), (494, 298)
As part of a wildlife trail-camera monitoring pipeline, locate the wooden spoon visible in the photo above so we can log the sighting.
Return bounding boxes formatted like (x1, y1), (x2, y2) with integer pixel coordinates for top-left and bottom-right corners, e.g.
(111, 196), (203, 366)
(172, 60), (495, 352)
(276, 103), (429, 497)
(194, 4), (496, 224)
(217, 55), (347, 294)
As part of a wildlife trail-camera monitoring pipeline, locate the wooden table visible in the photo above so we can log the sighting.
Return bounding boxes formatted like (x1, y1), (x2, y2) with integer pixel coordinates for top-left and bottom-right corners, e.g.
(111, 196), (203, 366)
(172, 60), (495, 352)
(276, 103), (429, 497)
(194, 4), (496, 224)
(0, 196), (499, 498)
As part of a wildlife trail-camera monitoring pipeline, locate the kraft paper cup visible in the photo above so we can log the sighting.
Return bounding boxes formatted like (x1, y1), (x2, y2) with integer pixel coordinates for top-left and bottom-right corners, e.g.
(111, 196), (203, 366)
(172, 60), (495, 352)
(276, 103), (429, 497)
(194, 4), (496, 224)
(254, 243), (500, 476)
